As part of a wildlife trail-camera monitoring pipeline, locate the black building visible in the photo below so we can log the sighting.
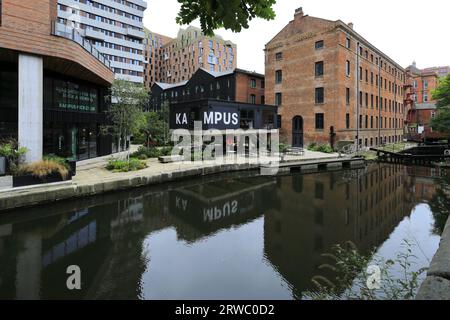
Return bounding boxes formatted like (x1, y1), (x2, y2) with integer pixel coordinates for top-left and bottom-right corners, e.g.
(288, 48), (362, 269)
(170, 99), (278, 131)
(150, 68), (265, 111)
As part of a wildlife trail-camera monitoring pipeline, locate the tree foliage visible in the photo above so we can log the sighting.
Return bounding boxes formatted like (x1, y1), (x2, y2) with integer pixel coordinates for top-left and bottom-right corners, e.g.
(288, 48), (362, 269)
(432, 74), (450, 108)
(137, 102), (170, 147)
(430, 74), (450, 133)
(104, 80), (148, 158)
(176, 0), (276, 36)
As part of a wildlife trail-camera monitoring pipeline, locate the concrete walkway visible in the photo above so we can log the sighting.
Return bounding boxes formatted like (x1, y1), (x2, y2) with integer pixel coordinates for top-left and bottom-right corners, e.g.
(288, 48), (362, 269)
(0, 150), (345, 212)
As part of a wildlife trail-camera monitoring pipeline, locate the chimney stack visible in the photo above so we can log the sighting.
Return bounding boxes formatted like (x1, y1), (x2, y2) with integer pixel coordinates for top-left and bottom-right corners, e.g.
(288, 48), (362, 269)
(348, 22), (354, 29)
(294, 7), (304, 18)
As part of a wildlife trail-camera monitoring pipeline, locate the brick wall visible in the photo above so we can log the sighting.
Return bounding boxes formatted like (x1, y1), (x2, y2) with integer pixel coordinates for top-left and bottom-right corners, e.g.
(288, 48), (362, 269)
(265, 11), (406, 148)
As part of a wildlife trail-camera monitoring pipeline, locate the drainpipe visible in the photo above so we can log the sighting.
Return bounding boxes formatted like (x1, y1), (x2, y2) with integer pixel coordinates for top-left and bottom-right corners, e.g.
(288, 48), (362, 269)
(356, 42), (360, 152)
(378, 59), (382, 146)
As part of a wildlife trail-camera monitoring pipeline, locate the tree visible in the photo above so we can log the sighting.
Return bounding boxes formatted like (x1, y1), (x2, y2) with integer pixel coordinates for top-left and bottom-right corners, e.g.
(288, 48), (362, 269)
(138, 101), (171, 147)
(176, 0), (276, 36)
(430, 74), (450, 133)
(432, 74), (450, 108)
(104, 80), (148, 159)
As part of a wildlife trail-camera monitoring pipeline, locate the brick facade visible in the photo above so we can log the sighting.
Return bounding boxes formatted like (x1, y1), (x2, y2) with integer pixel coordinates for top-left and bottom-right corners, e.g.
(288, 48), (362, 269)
(265, 8), (406, 149)
(405, 63), (444, 140)
(144, 26), (237, 90)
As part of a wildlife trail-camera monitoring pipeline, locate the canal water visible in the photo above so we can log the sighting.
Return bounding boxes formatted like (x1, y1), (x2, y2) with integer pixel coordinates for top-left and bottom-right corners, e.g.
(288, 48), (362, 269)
(0, 163), (447, 299)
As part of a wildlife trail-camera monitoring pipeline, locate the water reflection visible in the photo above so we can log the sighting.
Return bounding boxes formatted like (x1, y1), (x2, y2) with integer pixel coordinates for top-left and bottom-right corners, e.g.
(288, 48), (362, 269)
(0, 164), (447, 299)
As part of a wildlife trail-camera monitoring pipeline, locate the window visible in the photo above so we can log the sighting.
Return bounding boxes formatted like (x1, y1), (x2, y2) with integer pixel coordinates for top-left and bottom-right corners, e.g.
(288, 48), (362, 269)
(359, 67), (363, 81)
(346, 60), (351, 76)
(261, 80), (265, 89)
(346, 37), (351, 49)
(250, 94), (256, 104)
(261, 96), (265, 105)
(315, 113), (324, 130)
(346, 88), (350, 105)
(315, 87), (324, 104)
(275, 70), (282, 84)
(423, 80), (429, 89)
(275, 52), (283, 61)
(275, 93), (282, 106)
(315, 40), (324, 50)
(346, 113), (350, 129)
(423, 92), (428, 102)
(315, 61), (324, 77)
(250, 78), (257, 88)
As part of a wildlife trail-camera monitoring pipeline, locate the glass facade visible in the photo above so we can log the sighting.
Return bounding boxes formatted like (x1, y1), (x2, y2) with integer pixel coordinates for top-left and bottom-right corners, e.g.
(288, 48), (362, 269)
(0, 62), (111, 161)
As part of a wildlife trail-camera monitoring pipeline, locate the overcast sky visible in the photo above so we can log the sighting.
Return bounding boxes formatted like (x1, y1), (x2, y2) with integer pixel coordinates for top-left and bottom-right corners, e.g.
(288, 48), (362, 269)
(143, 0), (449, 74)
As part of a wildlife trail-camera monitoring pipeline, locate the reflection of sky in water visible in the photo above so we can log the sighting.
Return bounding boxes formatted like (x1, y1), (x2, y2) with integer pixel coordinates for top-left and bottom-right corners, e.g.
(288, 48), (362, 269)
(140, 218), (292, 300)
(370, 203), (440, 290)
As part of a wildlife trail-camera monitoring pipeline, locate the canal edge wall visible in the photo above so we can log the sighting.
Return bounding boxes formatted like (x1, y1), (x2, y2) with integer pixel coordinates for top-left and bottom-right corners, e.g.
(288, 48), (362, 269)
(0, 158), (366, 213)
(416, 215), (450, 300)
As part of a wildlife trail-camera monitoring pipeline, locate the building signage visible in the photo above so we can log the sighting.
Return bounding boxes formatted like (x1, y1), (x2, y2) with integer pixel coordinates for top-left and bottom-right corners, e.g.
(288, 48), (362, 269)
(171, 107), (240, 130)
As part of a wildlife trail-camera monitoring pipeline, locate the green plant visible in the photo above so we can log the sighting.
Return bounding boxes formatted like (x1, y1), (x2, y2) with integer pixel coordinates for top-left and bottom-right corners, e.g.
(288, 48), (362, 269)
(19, 160), (69, 180)
(106, 158), (147, 172)
(308, 143), (334, 153)
(43, 154), (70, 170)
(0, 139), (28, 175)
(131, 146), (173, 159)
(278, 143), (288, 153)
(302, 240), (427, 300)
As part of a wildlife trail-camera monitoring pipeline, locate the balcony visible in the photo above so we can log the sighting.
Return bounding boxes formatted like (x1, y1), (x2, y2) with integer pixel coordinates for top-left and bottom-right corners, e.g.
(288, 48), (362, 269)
(84, 29), (106, 41)
(51, 22), (111, 70)
(126, 27), (145, 40)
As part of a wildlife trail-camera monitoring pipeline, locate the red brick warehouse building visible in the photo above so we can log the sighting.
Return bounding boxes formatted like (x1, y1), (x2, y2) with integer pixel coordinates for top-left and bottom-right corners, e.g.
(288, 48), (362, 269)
(265, 8), (407, 149)
(405, 62), (450, 141)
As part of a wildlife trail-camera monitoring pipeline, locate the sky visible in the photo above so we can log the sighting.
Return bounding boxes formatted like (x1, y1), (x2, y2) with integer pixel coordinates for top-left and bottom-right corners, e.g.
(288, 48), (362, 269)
(143, 0), (450, 74)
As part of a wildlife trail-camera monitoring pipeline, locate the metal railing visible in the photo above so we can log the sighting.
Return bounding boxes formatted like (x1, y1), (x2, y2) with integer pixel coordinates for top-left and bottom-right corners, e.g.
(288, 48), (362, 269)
(51, 22), (112, 70)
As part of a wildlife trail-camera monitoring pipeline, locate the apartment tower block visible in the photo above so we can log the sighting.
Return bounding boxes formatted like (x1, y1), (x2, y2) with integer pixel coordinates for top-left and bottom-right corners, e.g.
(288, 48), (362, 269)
(57, 0), (147, 83)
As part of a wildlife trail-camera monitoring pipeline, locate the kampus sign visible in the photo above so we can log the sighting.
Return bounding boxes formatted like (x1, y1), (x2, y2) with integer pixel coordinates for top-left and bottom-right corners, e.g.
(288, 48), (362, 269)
(172, 108), (240, 130)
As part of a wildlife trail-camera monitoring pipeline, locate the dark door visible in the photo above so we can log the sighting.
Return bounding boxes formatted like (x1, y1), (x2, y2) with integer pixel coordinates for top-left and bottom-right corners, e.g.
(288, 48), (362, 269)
(292, 116), (304, 147)
(329, 126), (336, 149)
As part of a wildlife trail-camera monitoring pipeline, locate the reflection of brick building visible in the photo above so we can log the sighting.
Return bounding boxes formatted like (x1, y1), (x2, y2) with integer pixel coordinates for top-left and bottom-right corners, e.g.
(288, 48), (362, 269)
(405, 62), (448, 141)
(265, 8), (406, 149)
(264, 164), (416, 298)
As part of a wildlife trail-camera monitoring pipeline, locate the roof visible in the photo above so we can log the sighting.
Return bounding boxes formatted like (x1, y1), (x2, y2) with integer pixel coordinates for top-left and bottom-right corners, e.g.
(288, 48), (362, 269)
(199, 67), (235, 78)
(415, 103), (437, 110)
(154, 81), (188, 90)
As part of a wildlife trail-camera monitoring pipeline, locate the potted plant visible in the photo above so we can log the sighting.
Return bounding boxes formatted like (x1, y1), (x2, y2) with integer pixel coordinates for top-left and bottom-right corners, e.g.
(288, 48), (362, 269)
(13, 160), (71, 188)
(0, 139), (27, 176)
(0, 155), (6, 176)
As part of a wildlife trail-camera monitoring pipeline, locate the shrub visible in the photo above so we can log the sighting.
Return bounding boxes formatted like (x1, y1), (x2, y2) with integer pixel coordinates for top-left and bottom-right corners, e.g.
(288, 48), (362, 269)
(131, 146), (171, 159)
(106, 158), (147, 172)
(0, 139), (28, 175)
(19, 160), (69, 180)
(308, 143), (334, 154)
(43, 154), (70, 170)
(279, 143), (289, 153)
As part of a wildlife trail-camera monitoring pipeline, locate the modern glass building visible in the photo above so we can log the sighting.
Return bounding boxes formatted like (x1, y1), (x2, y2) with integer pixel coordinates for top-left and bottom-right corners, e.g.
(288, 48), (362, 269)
(0, 0), (115, 162)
